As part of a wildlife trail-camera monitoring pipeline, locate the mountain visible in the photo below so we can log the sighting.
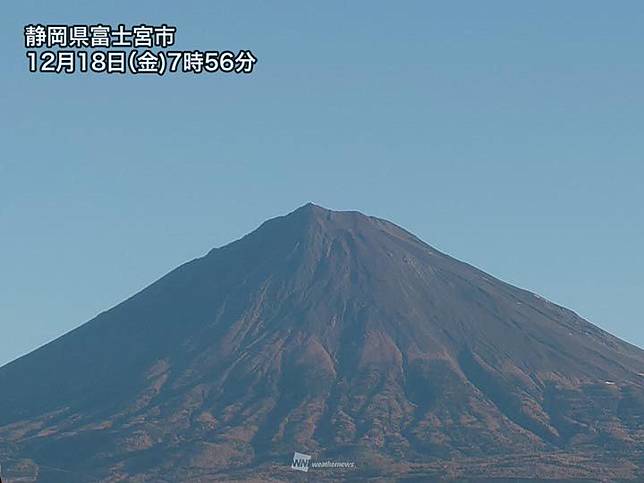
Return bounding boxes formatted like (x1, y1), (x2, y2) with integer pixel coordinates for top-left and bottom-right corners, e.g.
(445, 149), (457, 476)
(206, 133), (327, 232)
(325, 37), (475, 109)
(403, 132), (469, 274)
(1, 203), (643, 482)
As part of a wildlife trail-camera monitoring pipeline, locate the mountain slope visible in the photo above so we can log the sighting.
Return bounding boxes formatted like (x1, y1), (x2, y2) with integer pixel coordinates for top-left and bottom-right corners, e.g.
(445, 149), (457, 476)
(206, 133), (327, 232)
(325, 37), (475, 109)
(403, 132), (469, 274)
(1, 203), (643, 481)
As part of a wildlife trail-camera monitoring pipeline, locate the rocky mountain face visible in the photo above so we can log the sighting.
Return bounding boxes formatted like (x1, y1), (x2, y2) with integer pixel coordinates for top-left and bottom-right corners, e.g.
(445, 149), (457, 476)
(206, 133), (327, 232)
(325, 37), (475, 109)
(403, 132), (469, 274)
(1, 204), (643, 481)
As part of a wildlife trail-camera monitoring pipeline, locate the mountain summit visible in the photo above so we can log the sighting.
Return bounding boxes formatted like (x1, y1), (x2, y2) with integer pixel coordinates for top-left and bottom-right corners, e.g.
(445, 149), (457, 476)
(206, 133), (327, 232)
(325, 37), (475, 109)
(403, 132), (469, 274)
(1, 204), (643, 481)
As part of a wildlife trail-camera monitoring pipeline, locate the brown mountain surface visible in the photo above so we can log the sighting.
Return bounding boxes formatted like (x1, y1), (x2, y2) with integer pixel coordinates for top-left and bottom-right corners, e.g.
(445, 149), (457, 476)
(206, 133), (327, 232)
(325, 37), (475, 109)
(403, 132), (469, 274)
(1, 204), (643, 481)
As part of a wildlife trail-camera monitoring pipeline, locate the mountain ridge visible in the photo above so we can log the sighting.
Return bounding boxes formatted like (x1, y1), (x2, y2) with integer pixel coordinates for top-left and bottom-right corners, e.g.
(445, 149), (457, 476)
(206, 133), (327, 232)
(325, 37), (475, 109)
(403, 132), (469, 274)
(1, 203), (642, 481)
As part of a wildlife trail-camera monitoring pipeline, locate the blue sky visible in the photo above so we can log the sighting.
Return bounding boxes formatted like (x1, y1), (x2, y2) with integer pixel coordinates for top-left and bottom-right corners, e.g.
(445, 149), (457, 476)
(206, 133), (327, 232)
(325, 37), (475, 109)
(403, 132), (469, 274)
(1, 1), (643, 366)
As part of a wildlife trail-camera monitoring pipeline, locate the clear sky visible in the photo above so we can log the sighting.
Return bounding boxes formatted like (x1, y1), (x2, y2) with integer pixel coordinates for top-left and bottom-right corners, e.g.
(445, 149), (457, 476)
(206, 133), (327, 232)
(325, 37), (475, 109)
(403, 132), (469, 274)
(1, 1), (643, 367)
